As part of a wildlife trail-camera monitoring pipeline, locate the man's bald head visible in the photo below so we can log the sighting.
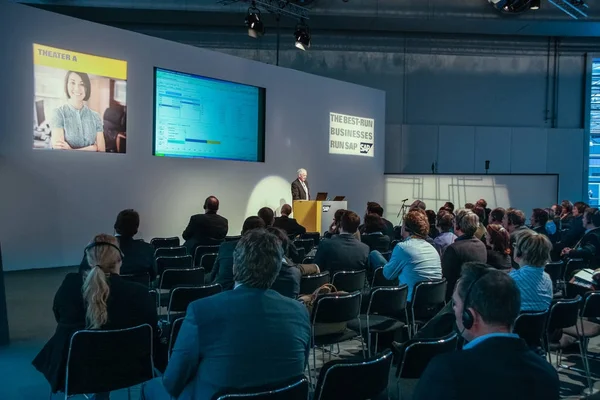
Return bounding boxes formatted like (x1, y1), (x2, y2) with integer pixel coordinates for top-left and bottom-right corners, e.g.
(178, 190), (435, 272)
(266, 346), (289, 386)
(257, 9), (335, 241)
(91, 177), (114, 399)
(204, 196), (219, 213)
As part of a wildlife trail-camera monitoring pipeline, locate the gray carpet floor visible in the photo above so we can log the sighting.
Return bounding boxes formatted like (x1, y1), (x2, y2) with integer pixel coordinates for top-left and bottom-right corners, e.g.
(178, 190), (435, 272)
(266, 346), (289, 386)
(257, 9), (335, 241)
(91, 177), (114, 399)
(2, 267), (600, 399)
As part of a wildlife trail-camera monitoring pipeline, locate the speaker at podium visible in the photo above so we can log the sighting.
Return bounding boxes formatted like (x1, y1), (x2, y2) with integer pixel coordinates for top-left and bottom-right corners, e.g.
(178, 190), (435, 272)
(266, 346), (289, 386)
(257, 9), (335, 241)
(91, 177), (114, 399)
(293, 193), (347, 234)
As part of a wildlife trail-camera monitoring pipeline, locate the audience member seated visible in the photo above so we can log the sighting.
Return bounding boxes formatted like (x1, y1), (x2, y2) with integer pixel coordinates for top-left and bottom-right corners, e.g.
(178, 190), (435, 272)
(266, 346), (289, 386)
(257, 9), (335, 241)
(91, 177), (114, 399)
(369, 210), (441, 300)
(314, 211), (369, 274)
(485, 224), (512, 272)
(361, 214), (391, 252)
(426, 210), (440, 239)
(559, 201), (587, 251)
(79, 209), (156, 278)
(359, 202), (395, 239)
(488, 207), (505, 225)
(413, 263), (559, 400)
(559, 199), (574, 229)
(433, 211), (456, 256)
(258, 207), (275, 227)
(545, 207), (559, 244)
(273, 204), (306, 237)
(210, 216), (265, 290)
(561, 207), (600, 270)
(442, 209), (487, 301)
(472, 206), (487, 242)
(551, 204), (563, 231)
(182, 196), (228, 254)
(443, 201), (455, 213)
(410, 200), (427, 211)
(465, 202), (475, 210)
(33, 235), (158, 395)
(476, 198), (491, 225)
(141, 229), (311, 400)
(511, 230), (554, 312)
(530, 208), (550, 237)
(323, 208), (359, 240)
(267, 227), (302, 298)
(504, 208), (529, 269)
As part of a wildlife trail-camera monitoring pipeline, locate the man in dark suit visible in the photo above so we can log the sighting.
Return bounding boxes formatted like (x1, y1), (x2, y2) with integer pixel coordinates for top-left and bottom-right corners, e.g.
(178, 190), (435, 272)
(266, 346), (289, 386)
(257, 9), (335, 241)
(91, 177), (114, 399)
(442, 209), (487, 301)
(182, 196), (229, 254)
(268, 226), (302, 298)
(314, 211), (369, 274)
(413, 263), (559, 400)
(291, 168), (310, 200)
(273, 204), (306, 238)
(559, 201), (587, 251)
(79, 209), (156, 278)
(210, 216), (265, 290)
(359, 202), (395, 239)
(562, 207), (600, 269)
(141, 229), (311, 400)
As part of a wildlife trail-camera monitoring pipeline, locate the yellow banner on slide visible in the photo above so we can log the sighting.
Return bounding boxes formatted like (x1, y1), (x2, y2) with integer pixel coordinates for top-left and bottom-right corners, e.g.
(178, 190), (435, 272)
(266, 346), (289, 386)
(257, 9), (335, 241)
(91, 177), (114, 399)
(33, 44), (127, 80)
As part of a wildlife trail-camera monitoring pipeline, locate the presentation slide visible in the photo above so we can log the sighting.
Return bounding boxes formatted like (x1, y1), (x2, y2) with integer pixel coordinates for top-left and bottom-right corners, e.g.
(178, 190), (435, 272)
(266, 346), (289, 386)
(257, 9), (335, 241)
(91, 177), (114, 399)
(153, 68), (266, 162)
(329, 112), (375, 157)
(33, 44), (128, 153)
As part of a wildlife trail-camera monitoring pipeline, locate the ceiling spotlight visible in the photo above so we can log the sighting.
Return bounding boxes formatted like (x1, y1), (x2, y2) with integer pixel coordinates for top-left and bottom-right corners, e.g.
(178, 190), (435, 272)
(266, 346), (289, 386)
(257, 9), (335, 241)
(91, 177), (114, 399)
(245, 6), (264, 38)
(294, 21), (311, 51)
(530, 0), (541, 9)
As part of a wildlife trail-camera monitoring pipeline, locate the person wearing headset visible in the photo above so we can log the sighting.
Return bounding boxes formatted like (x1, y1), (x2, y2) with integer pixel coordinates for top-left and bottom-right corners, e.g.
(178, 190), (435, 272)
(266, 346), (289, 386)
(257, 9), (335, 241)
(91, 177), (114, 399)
(413, 263), (559, 400)
(561, 207), (600, 270)
(33, 235), (158, 397)
(510, 230), (554, 312)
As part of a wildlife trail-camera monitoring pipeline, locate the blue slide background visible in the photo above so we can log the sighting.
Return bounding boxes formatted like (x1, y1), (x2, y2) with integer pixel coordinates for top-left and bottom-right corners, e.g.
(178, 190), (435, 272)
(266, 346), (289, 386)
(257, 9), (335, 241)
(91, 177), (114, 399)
(153, 68), (264, 162)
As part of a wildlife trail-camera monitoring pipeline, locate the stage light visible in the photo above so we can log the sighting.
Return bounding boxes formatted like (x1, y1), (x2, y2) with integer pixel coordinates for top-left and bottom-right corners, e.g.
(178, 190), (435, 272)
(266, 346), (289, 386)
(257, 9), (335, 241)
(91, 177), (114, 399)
(245, 6), (264, 38)
(530, 0), (541, 9)
(294, 21), (311, 51)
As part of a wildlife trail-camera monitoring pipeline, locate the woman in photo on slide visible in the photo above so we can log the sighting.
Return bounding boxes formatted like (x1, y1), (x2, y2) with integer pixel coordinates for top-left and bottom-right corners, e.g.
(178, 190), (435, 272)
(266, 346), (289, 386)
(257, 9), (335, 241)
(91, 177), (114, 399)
(51, 71), (105, 151)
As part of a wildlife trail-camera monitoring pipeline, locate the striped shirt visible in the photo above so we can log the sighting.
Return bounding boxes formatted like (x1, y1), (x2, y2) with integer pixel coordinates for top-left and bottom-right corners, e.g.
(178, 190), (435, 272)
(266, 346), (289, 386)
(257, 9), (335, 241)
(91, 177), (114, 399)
(509, 266), (553, 312)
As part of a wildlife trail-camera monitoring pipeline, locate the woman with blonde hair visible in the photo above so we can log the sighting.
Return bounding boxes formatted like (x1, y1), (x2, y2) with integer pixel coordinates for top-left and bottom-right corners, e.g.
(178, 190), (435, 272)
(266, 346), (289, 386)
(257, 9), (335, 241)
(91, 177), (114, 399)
(33, 234), (157, 395)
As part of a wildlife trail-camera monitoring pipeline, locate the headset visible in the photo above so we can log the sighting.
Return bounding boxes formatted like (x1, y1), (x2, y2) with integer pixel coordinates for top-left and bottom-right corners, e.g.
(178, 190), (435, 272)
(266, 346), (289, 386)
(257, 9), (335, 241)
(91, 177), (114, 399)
(461, 268), (493, 330)
(84, 241), (124, 260)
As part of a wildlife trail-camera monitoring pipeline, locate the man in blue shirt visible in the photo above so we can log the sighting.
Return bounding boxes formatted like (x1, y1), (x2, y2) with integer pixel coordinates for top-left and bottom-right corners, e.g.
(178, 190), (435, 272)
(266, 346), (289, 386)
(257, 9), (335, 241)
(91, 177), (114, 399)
(414, 262), (559, 400)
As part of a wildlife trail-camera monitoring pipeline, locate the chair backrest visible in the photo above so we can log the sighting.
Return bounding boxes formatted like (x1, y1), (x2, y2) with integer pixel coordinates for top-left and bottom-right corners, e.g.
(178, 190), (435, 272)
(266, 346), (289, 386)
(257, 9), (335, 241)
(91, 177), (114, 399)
(168, 284), (223, 316)
(168, 317), (185, 358)
(368, 286), (409, 320)
(581, 291), (600, 318)
(224, 235), (242, 242)
(200, 253), (218, 274)
(331, 270), (366, 293)
(544, 261), (564, 288)
(381, 251), (392, 261)
(397, 332), (458, 379)
(513, 310), (549, 348)
(292, 247), (306, 264)
(148, 289), (158, 309)
(300, 272), (330, 296)
(312, 291), (361, 324)
(120, 273), (151, 287)
(160, 267), (205, 291)
(547, 296), (582, 331)
(302, 256), (315, 264)
(157, 255), (193, 277)
(390, 240), (400, 249)
(371, 267), (398, 288)
(154, 246), (187, 259)
(151, 237), (180, 250)
(411, 279), (447, 321)
(564, 258), (588, 281)
(294, 239), (314, 254)
(194, 245), (221, 266)
(214, 376), (309, 400)
(314, 350), (393, 400)
(65, 324), (154, 396)
(301, 232), (321, 247)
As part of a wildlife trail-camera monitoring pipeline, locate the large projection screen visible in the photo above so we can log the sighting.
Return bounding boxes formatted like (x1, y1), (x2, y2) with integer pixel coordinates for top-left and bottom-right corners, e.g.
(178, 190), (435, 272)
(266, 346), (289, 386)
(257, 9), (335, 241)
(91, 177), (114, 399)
(384, 174), (558, 226)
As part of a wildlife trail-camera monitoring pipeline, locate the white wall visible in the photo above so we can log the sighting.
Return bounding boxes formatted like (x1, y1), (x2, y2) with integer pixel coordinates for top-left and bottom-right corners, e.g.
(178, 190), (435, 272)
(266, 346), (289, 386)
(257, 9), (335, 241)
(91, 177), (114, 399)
(0, 1), (386, 271)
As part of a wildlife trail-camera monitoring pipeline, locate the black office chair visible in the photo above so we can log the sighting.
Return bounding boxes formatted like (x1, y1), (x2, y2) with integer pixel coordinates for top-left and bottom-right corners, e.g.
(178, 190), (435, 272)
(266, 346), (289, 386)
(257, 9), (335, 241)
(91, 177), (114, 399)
(563, 258), (588, 282)
(513, 310), (549, 349)
(224, 236), (242, 242)
(167, 284), (222, 320)
(121, 272), (151, 287)
(200, 253), (218, 274)
(168, 317), (185, 359)
(292, 247), (306, 264)
(159, 267), (205, 307)
(154, 246), (187, 259)
(394, 332), (458, 379)
(545, 261), (564, 293)
(381, 251), (392, 261)
(151, 237), (180, 250)
(390, 240), (400, 250)
(331, 270), (366, 293)
(301, 232), (321, 248)
(349, 286), (408, 356)
(156, 255), (193, 278)
(294, 239), (314, 254)
(545, 296), (582, 366)
(410, 279), (447, 336)
(194, 245), (221, 267)
(313, 350), (393, 400)
(300, 272), (330, 296)
(213, 376), (309, 400)
(302, 256), (315, 264)
(64, 324), (155, 400)
(371, 267), (398, 288)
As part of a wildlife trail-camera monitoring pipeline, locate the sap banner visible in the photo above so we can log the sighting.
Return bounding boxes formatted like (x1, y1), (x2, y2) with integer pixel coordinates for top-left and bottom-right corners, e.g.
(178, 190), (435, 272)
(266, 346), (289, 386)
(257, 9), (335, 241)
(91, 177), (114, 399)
(329, 112), (375, 157)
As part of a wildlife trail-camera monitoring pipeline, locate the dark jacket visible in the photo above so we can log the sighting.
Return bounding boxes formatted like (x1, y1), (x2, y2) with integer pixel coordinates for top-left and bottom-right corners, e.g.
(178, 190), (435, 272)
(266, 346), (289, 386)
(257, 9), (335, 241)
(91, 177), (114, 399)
(32, 273), (157, 393)
(291, 178), (310, 201)
(568, 227), (600, 269)
(441, 235), (487, 300)
(560, 215), (585, 249)
(210, 240), (237, 290)
(359, 219), (395, 240)
(182, 212), (228, 253)
(79, 236), (156, 277)
(413, 337), (559, 400)
(271, 259), (302, 299)
(273, 216), (307, 238)
(361, 232), (391, 253)
(162, 287), (310, 400)
(486, 249), (513, 272)
(313, 233), (369, 274)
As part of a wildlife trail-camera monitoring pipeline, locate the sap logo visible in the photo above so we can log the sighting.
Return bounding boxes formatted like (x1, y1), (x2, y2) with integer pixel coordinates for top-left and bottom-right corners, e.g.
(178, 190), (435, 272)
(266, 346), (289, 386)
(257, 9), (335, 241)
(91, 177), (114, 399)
(360, 142), (373, 154)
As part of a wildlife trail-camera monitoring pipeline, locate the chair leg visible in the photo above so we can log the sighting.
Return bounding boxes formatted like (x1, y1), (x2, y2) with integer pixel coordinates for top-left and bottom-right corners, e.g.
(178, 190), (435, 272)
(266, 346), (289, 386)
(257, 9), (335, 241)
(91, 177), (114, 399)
(375, 333), (379, 356)
(367, 331), (372, 358)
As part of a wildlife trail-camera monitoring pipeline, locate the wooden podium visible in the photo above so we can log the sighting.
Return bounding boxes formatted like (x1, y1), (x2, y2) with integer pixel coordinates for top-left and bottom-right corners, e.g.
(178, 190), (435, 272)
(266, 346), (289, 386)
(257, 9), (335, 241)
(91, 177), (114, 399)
(293, 200), (348, 234)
